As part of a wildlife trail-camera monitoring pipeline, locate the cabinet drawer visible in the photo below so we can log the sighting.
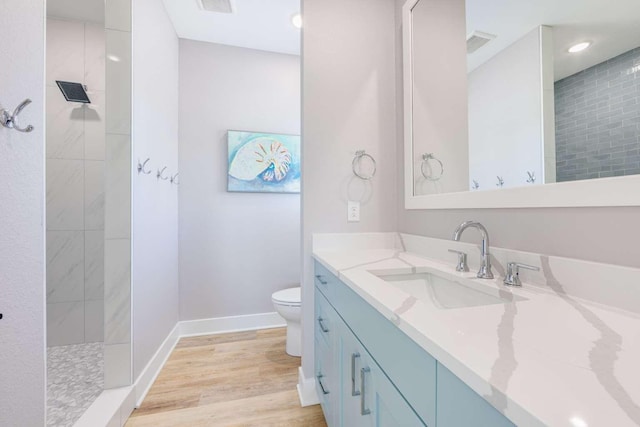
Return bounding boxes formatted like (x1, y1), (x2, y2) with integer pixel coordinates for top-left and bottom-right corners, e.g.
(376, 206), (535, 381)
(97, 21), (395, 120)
(327, 276), (437, 427)
(315, 288), (337, 348)
(314, 260), (338, 300)
(437, 363), (515, 427)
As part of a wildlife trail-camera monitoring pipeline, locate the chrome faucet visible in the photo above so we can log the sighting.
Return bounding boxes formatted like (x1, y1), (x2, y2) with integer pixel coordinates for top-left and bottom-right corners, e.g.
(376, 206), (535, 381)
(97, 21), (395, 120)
(452, 221), (494, 279)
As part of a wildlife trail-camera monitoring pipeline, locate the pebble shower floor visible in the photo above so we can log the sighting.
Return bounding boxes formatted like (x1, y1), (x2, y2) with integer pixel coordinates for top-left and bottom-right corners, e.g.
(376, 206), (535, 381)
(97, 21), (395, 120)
(47, 342), (104, 426)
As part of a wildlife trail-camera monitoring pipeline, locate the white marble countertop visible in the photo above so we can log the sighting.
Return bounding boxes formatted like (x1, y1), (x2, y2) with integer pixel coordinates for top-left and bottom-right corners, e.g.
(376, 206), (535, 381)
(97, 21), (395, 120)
(313, 244), (640, 427)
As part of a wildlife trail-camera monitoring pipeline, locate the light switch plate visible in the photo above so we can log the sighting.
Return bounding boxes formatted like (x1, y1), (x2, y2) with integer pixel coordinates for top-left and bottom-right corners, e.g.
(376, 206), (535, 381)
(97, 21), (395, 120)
(348, 201), (360, 222)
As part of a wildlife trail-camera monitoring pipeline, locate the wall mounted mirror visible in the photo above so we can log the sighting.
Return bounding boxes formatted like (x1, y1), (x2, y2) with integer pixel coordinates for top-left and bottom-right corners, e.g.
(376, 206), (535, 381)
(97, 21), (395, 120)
(403, 0), (640, 209)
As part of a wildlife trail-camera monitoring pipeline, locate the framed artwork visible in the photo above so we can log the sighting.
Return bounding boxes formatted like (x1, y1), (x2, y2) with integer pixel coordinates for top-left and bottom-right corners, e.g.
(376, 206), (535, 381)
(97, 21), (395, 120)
(227, 130), (301, 193)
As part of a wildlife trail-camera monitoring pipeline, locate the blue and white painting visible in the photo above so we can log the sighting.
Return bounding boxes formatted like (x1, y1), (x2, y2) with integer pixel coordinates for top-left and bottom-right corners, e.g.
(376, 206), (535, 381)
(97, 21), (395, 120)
(227, 130), (301, 193)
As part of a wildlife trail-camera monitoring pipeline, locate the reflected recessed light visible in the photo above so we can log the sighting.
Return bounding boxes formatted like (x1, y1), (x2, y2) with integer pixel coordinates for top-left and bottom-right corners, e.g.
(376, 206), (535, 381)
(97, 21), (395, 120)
(568, 42), (591, 53)
(291, 13), (302, 29)
(107, 54), (121, 62)
(570, 417), (588, 427)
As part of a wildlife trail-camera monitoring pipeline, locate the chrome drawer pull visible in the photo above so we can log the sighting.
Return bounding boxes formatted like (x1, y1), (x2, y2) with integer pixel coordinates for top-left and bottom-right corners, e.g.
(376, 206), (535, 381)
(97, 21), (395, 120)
(318, 317), (329, 333)
(360, 367), (371, 415)
(351, 352), (361, 396)
(315, 275), (328, 285)
(317, 374), (330, 395)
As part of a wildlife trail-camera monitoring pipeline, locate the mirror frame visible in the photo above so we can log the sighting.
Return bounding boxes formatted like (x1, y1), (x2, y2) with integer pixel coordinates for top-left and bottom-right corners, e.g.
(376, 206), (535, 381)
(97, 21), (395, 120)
(402, 0), (640, 209)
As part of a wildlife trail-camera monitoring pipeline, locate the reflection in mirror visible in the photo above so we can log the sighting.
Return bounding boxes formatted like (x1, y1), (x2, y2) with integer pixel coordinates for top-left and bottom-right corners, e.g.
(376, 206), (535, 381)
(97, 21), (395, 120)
(410, 0), (640, 196)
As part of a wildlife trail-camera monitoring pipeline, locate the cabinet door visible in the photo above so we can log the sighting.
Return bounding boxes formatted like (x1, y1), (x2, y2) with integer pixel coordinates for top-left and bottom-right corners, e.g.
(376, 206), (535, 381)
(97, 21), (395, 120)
(437, 363), (515, 427)
(341, 324), (425, 427)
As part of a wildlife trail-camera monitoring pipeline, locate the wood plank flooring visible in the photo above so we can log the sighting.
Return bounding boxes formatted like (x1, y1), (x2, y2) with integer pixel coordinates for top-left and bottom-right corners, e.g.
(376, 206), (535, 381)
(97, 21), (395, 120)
(126, 328), (327, 427)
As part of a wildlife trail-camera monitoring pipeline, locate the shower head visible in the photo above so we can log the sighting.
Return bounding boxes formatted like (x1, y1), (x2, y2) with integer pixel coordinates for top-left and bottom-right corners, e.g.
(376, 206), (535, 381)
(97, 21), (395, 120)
(55, 81), (91, 104)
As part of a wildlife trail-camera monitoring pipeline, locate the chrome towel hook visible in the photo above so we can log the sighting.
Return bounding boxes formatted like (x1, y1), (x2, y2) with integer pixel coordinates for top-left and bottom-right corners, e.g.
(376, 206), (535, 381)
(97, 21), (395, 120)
(137, 158), (151, 175)
(526, 171), (536, 184)
(1, 99), (34, 133)
(157, 166), (168, 181)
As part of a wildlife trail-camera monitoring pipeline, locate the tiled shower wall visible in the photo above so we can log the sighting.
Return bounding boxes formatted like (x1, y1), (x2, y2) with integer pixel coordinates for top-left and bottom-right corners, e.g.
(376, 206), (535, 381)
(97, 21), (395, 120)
(46, 19), (105, 346)
(555, 47), (640, 182)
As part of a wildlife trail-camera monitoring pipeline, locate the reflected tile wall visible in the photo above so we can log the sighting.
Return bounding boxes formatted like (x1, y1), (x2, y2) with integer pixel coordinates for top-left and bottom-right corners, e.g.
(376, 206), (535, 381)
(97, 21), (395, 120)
(46, 18), (105, 346)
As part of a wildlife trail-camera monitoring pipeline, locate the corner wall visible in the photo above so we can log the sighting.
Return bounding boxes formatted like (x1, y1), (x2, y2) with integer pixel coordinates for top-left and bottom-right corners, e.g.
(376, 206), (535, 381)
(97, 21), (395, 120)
(131, 0), (180, 382)
(178, 41), (301, 321)
(0, 0), (46, 424)
(301, 0), (398, 381)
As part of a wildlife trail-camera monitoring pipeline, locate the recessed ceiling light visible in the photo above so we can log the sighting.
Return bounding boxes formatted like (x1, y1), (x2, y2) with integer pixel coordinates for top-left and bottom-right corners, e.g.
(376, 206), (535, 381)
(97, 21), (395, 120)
(568, 42), (591, 53)
(291, 13), (302, 29)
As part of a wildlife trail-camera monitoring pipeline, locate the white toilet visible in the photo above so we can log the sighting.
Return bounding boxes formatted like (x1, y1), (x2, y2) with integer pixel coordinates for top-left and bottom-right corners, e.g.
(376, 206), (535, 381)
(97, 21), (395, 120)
(272, 287), (302, 357)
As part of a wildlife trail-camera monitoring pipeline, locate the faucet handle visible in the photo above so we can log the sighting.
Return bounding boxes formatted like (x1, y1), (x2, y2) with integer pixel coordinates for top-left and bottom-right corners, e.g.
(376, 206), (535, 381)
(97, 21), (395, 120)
(448, 249), (469, 272)
(504, 262), (539, 287)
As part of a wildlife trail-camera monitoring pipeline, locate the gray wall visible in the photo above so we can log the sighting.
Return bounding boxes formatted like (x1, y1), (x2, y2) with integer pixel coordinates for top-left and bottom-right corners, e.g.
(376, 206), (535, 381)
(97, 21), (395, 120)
(132, 0), (180, 382)
(0, 0), (46, 424)
(555, 47), (640, 182)
(395, 0), (640, 269)
(301, 0), (398, 380)
(178, 40), (301, 321)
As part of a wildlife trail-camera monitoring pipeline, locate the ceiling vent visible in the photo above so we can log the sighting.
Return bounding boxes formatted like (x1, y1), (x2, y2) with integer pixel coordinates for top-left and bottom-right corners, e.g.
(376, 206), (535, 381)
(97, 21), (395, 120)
(466, 31), (496, 54)
(197, 0), (235, 13)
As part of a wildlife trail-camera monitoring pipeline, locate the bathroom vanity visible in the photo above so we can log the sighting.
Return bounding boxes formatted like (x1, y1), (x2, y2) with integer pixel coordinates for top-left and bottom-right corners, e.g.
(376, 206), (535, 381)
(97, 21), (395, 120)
(314, 261), (513, 427)
(312, 233), (640, 427)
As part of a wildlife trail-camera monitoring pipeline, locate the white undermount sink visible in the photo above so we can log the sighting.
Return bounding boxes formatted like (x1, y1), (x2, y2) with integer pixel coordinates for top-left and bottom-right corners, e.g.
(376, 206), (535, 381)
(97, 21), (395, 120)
(374, 272), (526, 310)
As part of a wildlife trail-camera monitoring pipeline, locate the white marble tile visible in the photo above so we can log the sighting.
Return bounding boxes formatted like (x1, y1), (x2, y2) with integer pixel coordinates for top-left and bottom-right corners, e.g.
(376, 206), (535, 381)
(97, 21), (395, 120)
(85, 230), (105, 301)
(84, 23), (105, 91)
(104, 239), (130, 344)
(46, 18), (84, 87)
(85, 300), (104, 343)
(85, 160), (105, 230)
(47, 301), (85, 346)
(104, 343), (131, 389)
(105, 134), (131, 239)
(47, 159), (84, 230)
(105, 0), (131, 32)
(46, 87), (84, 159)
(47, 230), (85, 303)
(85, 90), (106, 160)
(106, 30), (131, 135)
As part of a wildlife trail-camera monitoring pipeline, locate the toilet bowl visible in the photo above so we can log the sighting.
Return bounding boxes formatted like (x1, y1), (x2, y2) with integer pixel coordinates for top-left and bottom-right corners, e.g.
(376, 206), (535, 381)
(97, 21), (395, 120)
(272, 287), (301, 357)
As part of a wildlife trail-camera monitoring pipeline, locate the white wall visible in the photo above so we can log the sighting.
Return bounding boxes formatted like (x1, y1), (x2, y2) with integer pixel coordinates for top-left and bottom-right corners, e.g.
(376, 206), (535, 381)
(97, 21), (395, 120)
(468, 26), (551, 190)
(0, 0), (46, 424)
(178, 40), (301, 321)
(46, 18), (106, 346)
(132, 0), (180, 381)
(411, 0), (469, 196)
(395, 0), (640, 269)
(301, 0), (398, 381)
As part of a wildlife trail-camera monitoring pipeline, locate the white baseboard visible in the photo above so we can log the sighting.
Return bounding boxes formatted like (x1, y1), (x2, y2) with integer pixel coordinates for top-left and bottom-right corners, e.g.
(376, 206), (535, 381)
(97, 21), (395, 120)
(179, 311), (286, 337)
(74, 386), (135, 427)
(297, 367), (320, 407)
(134, 323), (181, 407)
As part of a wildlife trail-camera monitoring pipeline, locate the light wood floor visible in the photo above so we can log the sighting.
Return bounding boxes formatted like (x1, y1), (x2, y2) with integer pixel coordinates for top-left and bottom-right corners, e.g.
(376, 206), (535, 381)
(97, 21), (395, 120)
(126, 328), (326, 427)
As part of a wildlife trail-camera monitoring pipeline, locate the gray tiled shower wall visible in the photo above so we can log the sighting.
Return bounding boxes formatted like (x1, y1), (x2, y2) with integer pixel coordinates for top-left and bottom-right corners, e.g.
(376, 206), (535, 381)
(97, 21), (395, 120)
(555, 47), (640, 182)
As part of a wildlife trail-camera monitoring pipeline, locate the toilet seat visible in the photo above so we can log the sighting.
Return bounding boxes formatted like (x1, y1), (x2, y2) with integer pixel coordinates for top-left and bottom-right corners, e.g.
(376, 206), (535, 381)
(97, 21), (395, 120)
(272, 287), (301, 307)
